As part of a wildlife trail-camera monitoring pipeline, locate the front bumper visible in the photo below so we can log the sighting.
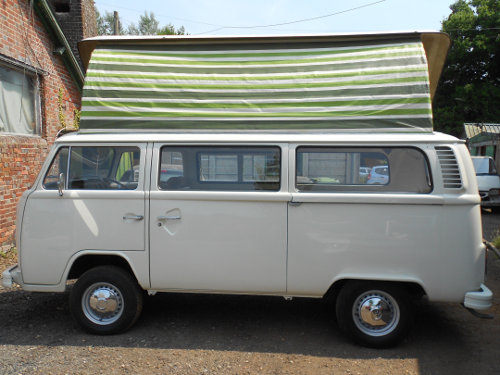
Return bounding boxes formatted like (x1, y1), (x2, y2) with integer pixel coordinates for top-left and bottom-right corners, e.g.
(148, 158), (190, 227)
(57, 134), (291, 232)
(464, 283), (493, 310)
(2, 264), (23, 288)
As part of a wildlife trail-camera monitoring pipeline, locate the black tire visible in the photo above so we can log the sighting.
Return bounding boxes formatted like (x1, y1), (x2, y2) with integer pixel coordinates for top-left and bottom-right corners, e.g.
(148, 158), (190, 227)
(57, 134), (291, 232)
(69, 266), (143, 335)
(335, 281), (412, 348)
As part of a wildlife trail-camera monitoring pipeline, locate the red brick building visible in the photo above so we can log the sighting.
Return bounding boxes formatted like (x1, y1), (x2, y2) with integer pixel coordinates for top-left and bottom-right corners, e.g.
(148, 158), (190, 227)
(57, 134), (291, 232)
(0, 0), (96, 250)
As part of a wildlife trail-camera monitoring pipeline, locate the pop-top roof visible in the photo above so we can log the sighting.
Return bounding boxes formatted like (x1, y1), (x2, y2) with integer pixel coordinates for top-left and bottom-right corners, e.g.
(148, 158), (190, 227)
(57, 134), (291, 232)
(78, 32), (450, 132)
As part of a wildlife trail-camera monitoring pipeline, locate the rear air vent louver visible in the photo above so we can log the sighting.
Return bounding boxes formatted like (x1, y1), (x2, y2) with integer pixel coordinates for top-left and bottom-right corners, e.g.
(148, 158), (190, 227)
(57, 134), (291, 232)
(435, 146), (463, 189)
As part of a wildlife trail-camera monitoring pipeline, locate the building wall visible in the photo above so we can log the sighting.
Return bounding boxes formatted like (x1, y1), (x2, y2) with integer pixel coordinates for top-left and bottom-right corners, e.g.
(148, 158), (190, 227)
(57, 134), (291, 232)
(0, 0), (86, 250)
(51, 0), (97, 70)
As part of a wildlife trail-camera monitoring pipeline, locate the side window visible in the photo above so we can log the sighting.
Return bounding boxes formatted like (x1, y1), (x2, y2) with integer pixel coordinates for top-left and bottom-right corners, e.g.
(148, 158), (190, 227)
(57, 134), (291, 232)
(62, 146), (141, 190)
(159, 146), (280, 191)
(159, 150), (184, 186)
(296, 147), (432, 193)
(43, 147), (69, 189)
(115, 150), (141, 184)
(200, 153), (238, 182)
(43, 146), (140, 190)
(69, 147), (114, 188)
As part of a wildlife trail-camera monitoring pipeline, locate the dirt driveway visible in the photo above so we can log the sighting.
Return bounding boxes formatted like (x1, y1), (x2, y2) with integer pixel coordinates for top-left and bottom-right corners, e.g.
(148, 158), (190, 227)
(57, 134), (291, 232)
(1, 213), (499, 375)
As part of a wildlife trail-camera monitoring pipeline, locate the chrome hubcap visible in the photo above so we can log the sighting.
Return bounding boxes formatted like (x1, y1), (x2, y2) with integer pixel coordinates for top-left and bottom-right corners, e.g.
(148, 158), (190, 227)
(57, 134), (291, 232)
(353, 290), (400, 337)
(82, 283), (124, 325)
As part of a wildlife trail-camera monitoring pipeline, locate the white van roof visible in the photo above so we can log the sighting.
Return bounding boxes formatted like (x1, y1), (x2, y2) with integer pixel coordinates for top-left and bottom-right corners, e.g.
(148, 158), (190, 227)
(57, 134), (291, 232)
(56, 130), (460, 145)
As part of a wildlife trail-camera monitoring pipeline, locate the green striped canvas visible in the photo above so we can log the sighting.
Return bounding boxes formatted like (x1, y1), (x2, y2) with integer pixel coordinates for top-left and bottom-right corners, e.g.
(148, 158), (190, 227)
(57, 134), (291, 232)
(80, 38), (433, 131)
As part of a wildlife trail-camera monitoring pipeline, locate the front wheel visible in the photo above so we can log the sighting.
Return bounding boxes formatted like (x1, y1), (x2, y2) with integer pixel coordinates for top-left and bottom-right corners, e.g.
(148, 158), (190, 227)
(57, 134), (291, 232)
(335, 281), (412, 348)
(70, 266), (143, 334)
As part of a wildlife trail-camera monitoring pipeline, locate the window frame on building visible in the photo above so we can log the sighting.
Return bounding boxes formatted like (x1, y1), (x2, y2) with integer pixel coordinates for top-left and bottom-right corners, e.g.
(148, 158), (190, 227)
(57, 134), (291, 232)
(0, 57), (43, 136)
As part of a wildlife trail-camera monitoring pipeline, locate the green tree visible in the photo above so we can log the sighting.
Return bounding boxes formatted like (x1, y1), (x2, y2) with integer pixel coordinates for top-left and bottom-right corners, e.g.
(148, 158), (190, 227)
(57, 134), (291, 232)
(96, 9), (123, 35)
(127, 11), (160, 35)
(159, 24), (186, 35)
(96, 10), (186, 36)
(124, 11), (187, 35)
(433, 0), (500, 136)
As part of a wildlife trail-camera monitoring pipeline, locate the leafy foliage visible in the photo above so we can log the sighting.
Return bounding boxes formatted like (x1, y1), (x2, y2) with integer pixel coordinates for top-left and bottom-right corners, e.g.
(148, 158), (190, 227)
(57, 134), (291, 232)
(96, 9), (124, 35)
(96, 10), (186, 36)
(57, 88), (80, 130)
(159, 24), (187, 36)
(127, 11), (160, 35)
(434, 0), (500, 136)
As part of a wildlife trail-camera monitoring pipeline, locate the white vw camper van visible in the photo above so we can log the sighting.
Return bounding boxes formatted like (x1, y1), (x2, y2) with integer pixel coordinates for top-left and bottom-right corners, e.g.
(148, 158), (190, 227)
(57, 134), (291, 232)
(2, 32), (493, 348)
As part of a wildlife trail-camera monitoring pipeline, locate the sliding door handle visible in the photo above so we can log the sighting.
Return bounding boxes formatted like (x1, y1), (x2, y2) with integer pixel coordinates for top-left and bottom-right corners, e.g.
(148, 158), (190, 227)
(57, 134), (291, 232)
(123, 214), (144, 221)
(157, 215), (181, 221)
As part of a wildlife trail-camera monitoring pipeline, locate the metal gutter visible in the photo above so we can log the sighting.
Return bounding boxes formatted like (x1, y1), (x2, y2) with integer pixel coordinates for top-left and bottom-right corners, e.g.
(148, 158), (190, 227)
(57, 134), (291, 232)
(33, 0), (85, 90)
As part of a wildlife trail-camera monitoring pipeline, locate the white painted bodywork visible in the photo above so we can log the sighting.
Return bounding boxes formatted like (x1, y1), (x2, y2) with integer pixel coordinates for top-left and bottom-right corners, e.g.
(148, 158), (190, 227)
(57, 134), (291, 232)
(3, 131), (491, 309)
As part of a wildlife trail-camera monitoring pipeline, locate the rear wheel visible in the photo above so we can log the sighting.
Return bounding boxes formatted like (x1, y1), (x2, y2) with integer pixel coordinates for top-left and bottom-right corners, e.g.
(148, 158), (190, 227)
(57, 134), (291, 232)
(70, 266), (143, 334)
(336, 281), (412, 348)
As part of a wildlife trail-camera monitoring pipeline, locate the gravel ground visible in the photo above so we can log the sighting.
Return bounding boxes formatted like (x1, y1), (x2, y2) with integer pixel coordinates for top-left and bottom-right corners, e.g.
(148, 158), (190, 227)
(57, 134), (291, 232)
(1, 213), (499, 375)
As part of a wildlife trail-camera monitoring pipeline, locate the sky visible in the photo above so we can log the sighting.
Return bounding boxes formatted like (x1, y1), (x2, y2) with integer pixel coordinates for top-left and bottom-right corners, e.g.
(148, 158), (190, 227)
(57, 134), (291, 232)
(93, 0), (456, 36)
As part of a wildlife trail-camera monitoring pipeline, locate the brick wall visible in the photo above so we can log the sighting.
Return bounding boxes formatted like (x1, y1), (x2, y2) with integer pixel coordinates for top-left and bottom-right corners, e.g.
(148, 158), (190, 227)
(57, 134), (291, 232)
(0, 0), (92, 250)
(81, 0), (98, 39)
(0, 136), (50, 250)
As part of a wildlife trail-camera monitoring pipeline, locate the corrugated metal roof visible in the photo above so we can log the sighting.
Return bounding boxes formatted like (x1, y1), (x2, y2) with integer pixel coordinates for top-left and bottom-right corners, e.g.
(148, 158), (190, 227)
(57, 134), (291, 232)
(464, 123), (500, 139)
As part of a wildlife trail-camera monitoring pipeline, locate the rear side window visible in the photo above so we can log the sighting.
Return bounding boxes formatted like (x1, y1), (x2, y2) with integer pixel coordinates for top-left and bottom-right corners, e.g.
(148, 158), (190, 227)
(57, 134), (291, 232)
(159, 146), (281, 191)
(296, 147), (432, 193)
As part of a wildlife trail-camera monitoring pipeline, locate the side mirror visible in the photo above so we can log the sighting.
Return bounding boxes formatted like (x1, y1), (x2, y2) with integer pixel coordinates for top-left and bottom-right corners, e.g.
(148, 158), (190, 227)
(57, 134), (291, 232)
(58, 173), (65, 196)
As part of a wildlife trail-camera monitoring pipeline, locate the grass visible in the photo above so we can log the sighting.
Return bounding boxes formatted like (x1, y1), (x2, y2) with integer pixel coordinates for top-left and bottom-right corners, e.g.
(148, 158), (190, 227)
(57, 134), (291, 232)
(492, 236), (500, 249)
(0, 247), (18, 271)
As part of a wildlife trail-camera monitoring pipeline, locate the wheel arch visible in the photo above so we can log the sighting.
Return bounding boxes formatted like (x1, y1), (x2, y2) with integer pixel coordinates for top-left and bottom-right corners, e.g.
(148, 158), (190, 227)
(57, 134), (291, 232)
(324, 278), (426, 304)
(65, 251), (144, 288)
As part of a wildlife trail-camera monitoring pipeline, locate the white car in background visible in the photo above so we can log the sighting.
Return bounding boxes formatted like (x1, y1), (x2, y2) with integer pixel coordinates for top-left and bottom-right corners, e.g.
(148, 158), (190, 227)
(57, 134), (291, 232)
(471, 156), (500, 211)
(367, 165), (389, 184)
(359, 167), (371, 177)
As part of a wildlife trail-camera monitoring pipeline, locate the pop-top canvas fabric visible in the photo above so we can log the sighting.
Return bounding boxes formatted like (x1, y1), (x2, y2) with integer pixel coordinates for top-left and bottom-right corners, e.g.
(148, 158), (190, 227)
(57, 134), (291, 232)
(80, 38), (433, 131)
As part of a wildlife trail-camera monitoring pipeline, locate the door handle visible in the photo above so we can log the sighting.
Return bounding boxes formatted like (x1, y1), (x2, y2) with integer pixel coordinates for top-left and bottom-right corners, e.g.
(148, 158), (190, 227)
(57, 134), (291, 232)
(157, 215), (181, 221)
(288, 201), (302, 207)
(123, 214), (144, 221)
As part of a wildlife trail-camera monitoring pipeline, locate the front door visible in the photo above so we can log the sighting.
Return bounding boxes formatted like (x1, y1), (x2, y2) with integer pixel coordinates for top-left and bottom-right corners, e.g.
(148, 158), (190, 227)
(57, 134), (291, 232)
(149, 144), (289, 293)
(20, 144), (147, 285)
